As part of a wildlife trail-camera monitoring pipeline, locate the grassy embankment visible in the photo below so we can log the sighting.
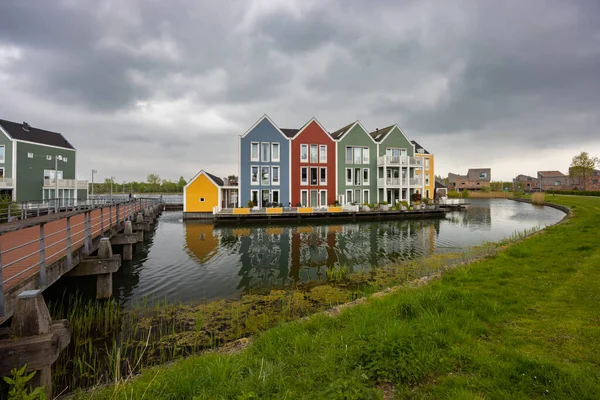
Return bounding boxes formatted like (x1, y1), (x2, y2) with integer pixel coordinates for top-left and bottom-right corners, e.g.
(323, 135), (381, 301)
(80, 195), (600, 399)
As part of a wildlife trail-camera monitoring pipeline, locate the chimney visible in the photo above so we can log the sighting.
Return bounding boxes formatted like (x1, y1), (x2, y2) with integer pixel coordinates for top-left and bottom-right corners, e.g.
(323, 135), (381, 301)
(22, 122), (30, 131)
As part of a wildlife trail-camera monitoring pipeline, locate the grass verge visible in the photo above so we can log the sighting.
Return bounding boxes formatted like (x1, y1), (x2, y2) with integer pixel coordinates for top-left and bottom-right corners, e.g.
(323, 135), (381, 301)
(77, 196), (600, 399)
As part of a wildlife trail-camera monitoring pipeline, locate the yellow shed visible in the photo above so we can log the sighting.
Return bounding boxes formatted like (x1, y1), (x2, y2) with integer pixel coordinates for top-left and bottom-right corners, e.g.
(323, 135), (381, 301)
(184, 170), (223, 213)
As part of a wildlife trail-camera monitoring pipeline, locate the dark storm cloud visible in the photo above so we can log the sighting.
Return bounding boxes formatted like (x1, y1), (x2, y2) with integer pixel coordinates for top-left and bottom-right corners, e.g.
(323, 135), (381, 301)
(0, 0), (599, 181)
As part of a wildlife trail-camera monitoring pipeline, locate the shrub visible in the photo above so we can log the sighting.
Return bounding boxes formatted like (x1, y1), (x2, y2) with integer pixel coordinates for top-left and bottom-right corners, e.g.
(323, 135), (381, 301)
(461, 190), (470, 198)
(380, 201), (389, 205)
(531, 192), (545, 205)
(546, 190), (600, 197)
(447, 191), (461, 199)
(412, 193), (422, 202)
(246, 200), (254, 208)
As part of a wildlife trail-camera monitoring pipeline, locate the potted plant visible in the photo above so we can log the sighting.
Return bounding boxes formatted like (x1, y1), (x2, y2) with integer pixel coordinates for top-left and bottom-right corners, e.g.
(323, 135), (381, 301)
(400, 201), (409, 211)
(247, 200), (254, 208)
(380, 201), (390, 211)
(363, 202), (370, 211)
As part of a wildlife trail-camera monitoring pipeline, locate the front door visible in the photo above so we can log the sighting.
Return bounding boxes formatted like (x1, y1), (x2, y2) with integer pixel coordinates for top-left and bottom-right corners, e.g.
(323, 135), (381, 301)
(262, 190), (269, 207)
(310, 190), (318, 207)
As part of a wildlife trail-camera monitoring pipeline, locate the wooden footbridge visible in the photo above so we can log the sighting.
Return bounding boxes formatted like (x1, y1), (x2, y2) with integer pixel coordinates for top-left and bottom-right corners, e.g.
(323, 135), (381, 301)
(0, 198), (163, 396)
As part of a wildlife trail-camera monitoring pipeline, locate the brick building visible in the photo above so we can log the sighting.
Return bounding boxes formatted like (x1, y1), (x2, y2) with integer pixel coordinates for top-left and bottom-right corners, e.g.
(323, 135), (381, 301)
(512, 174), (539, 192)
(447, 168), (491, 191)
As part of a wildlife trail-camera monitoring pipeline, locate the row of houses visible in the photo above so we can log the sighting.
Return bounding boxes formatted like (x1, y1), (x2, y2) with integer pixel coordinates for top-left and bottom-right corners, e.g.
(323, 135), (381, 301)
(185, 115), (436, 213)
(447, 168), (492, 191)
(514, 169), (600, 191)
(0, 119), (88, 203)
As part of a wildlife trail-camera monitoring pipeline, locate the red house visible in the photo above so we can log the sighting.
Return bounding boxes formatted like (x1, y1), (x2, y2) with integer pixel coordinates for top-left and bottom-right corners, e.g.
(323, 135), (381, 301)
(285, 118), (336, 207)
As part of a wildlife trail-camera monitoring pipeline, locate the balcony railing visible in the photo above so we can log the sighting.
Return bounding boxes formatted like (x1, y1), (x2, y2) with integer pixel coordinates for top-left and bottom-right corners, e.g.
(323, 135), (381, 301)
(44, 179), (89, 189)
(409, 177), (423, 186)
(377, 177), (403, 186)
(377, 155), (424, 166)
(0, 177), (14, 187)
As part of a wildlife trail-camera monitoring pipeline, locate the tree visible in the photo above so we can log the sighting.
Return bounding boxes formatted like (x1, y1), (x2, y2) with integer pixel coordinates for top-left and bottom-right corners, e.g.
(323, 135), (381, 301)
(177, 176), (187, 192)
(147, 173), (161, 192)
(227, 175), (238, 185)
(569, 152), (599, 190)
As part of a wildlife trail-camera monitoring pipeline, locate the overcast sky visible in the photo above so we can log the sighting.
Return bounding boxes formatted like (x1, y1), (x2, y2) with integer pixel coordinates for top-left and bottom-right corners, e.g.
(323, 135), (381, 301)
(1, 0), (599, 183)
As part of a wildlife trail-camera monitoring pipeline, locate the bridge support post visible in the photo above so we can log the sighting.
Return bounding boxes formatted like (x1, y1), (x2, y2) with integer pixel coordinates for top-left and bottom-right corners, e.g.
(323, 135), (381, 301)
(133, 213), (145, 242)
(0, 290), (70, 399)
(122, 221), (133, 261)
(96, 238), (115, 299)
(67, 238), (121, 299)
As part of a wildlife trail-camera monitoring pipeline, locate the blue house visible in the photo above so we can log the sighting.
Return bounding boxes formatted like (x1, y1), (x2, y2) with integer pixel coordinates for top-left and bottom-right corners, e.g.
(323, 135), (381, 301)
(239, 115), (291, 207)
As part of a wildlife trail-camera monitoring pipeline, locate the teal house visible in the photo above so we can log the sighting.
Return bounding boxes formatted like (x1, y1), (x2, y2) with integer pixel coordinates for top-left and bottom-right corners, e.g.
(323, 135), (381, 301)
(0, 119), (88, 203)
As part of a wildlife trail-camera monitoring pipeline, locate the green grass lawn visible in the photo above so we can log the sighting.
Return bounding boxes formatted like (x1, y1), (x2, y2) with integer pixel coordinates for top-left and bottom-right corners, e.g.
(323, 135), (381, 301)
(81, 196), (600, 399)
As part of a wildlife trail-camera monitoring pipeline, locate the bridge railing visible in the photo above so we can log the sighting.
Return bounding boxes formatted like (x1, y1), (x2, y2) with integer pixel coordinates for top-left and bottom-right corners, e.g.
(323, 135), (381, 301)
(0, 198), (160, 318)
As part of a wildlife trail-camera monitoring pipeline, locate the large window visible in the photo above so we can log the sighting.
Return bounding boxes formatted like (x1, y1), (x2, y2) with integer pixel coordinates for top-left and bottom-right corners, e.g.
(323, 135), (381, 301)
(425, 158), (430, 169)
(301, 190), (308, 207)
(251, 166), (259, 185)
(272, 190), (280, 204)
(354, 147), (361, 164)
(363, 190), (369, 204)
(346, 168), (353, 185)
(251, 190), (259, 206)
(261, 166), (270, 185)
(345, 147), (352, 164)
(319, 145), (327, 162)
(425, 174), (430, 185)
(272, 143), (280, 162)
(301, 144), (308, 162)
(320, 190), (327, 207)
(354, 168), (361, 186)
(0, 167), (4, 178)
(320, 167), (327, 185)
(346, 190), (353, 204)
(310, 144), (318, 163)
(272, 166), (280, 185)
(301, 167), (308, 185)
(43, 169), (63, 180)
(251, 143), (259, 161)
(0, 145), (5, 163)
(310, 167), (318, 185)
(362, 148), (369, 164)
(363, 168), (369, 185)
(261, 143), (270, 162)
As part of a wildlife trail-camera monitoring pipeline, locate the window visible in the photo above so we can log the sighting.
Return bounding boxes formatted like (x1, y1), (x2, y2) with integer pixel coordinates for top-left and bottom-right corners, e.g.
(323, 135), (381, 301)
(310, 144), (318, 163)
(354, 168), (361, 186)
(271, 143), (280, 162)
(425, 158), (430, 169)
(320, 167), (327, 185)
(346, 190), (353, 204)
(251, 143), (260, 161)
(362, 148), (369, 164)
(262, 190), (270, 206)
(301, 144), (308, 162)
(27, 152), (33, 158)
(261, 143), (270, 162)
(0, 167), (4, 178)
(251, 190), (259, 206)
(593, 179), (599, 184)
(354, 147), (361, 164)
(425, 190), (430, 198)
(554, 181), (561, 186)
(320, 190), (327, 207)
(46, 155), (52, 160)
(200, 197), (205, 202)
(480, 172), (488, 179)
(261, 166), (270, 185)
(363, 190), (369, 204)
(319, 145), (327, 162)
(301, 167), (308, 185)
(251, 166), (259, 184)
(345, 147), (352, 164)
(63, 157), (68, 163)
(44, 169), (55, 179)
(301, 190), (308, 207)
(310, 167), (318, 185)
(346, 168), (353, 185)
(272, 190), (280, 204)
(363, 168), (369, 185)
(425, 175), (430, 185)
(272, 166), (280, 185)
(0, 145), (4, 163)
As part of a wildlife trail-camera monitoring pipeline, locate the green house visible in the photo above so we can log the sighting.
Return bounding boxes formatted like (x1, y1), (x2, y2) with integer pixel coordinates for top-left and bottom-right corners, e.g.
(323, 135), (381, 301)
(0, 119), (88, 203)
(331, 121), (377, 205)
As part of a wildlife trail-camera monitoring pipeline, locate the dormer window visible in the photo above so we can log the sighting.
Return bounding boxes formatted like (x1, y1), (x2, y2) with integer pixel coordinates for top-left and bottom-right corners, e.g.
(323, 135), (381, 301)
(417, 149), (424, 154)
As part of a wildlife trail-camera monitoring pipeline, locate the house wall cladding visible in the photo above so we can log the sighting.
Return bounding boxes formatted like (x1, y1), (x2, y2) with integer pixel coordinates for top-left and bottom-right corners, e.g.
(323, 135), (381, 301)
(239, 117), (290, 207)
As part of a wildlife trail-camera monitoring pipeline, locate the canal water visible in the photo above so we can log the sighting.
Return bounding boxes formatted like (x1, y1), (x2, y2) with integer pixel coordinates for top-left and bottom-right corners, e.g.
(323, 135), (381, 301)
(46, 199), (564, 306)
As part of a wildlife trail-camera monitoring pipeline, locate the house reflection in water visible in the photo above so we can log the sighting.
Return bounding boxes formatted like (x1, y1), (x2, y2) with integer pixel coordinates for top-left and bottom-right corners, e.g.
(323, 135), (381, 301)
(183, 219), (443, 295)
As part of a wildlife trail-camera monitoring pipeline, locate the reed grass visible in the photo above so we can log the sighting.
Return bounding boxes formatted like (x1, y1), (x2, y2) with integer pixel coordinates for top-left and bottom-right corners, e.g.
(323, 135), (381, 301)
(467, 191), (515, 198)
(531, 192), (545, 205)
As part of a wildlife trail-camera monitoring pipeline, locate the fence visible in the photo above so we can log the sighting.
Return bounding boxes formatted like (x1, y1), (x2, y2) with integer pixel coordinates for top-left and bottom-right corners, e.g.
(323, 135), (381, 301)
(0, 198), (160, 318)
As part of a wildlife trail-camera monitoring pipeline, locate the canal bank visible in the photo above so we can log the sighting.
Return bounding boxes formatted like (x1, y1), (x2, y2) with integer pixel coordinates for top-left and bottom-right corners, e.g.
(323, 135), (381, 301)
(68, 195), (600, 399)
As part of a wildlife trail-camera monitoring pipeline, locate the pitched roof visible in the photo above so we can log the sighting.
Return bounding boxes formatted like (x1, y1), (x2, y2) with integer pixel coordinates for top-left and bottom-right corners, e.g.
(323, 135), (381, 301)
(0, 119), (75, 149)
(368, 125), (394, 142)
(411, 140), (430, 154)
(205, 172), (224, 186)
(435, 181), (447, 189)
(538, 170), (564, 177)
(330, 122), (355, 140)
(280, 128), (299, 138)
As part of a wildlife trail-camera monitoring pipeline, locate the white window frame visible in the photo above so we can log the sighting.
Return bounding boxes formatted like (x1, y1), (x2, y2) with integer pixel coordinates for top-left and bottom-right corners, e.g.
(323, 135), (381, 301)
(301, 190), (308, 207)
(319, 145), (327, 163)
(320, 167), (327, 185)
(346, 168), (353, 185)
(251, 165), (259, 185)
(345, 146), (352, 164)
(301, 167), (308, 186)
(362, 147), (369, 164)
(310, 167), (318, 185)
(251, 190), (259, 206)
(310, 144), (318, 163)
(346, 189), (353, 204)
(27, 152), (33, 158)
(354, 168), (361, 186)
(425, 174), (430, 186)
(363, 168), (370, 185)
(0, 167), (4, 178)
(271, 166), (280, 185)
(272, 189), (280, 205)
(0, 145), (5, 163)
(261, 142), (270, 162)
(354, 147), (362, 164)
(300, 144), (308, 162)
(251, 142), (260, 162)
(271, 143), (280, 162)
(63, 156), (68, 163)
(425, 158), (430, 169)
(261, 166), (270, 185)
(319, 190), (327, 207)
(363, 189), (370, 205)
(46, 155), (52, 161)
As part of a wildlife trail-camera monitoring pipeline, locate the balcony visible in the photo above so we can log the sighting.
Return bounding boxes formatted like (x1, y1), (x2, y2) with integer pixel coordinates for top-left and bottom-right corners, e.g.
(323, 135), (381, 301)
(409, 177), (423, 186)
(377, 155), (423, 166)
(377, 177), (403, 186)
(44, 179), (89, 190)
(0, 177), (14, 188)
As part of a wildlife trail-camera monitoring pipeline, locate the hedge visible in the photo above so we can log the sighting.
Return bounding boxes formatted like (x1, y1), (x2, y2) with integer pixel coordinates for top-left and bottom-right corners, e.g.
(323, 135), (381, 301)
(545, 190), (600, 196)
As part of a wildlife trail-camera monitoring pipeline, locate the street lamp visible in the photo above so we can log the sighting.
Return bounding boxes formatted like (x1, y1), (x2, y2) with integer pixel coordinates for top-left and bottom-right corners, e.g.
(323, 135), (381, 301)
(54, 155), (63, 213)
(91, 169), (97, 199)
(110, 176), (115, 202)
